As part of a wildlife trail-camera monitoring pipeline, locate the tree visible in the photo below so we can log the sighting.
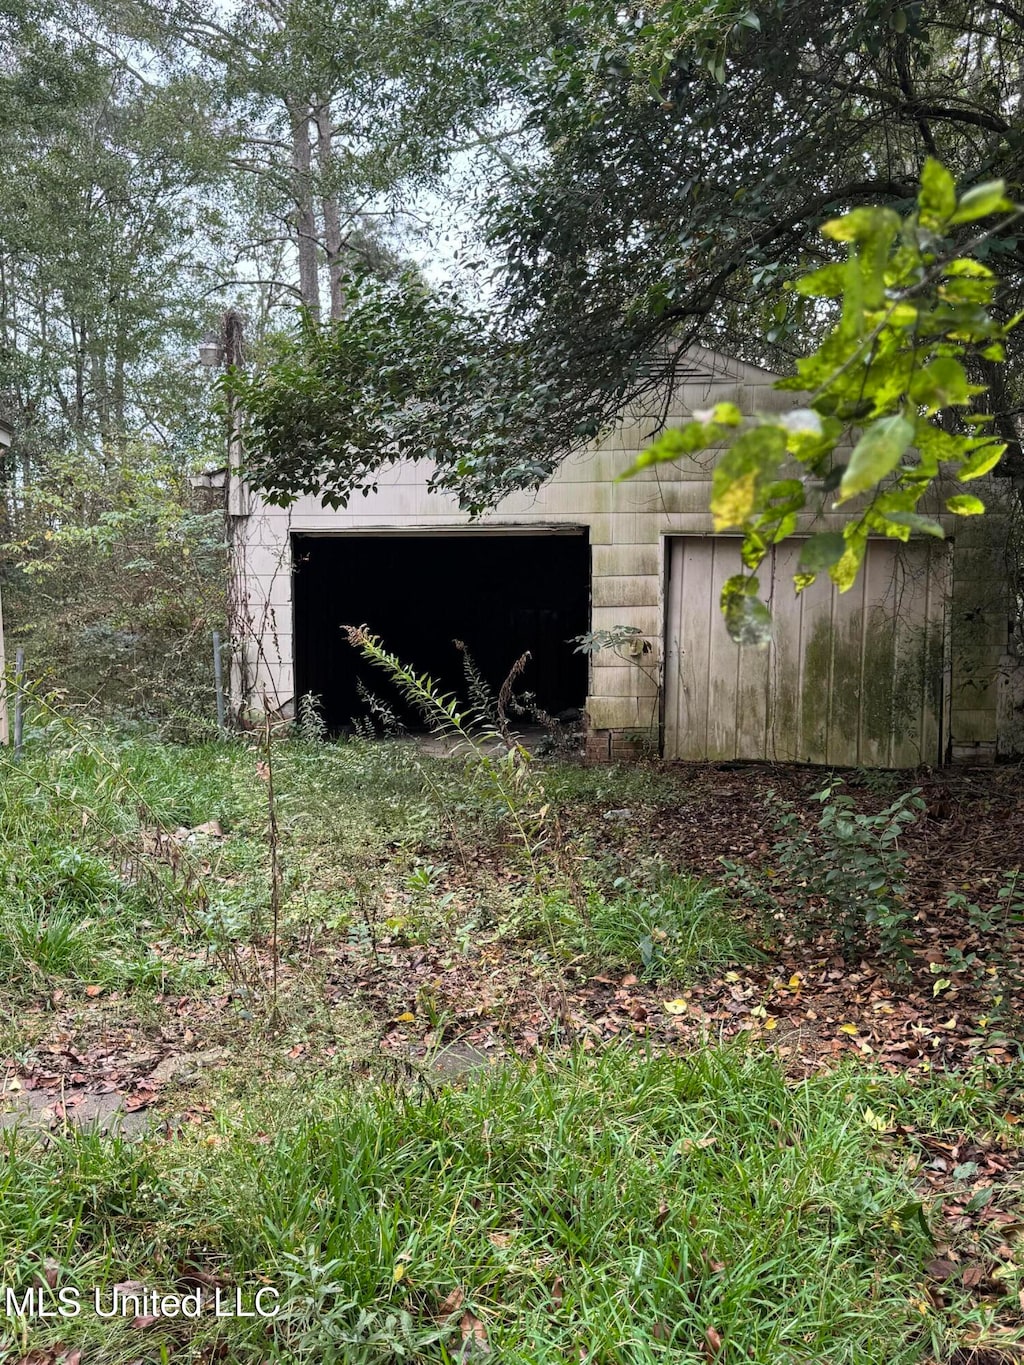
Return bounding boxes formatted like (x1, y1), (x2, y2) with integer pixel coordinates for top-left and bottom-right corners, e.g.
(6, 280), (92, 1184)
(621, 161), (1020, 641)
(479, 0), (1024, 474)
(101, 0), (475, 321)
(229, 0), (1024, 513)
(0, 7), (229, 723)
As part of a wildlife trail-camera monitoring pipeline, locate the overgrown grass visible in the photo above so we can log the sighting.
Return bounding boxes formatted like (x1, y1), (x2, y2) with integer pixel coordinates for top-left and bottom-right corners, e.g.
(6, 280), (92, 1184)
(0, 727), (1021, 1362)
(577, 873), (758, 981)
(4, 1045), (1012, 1364)
(0, 727), (437, 1004)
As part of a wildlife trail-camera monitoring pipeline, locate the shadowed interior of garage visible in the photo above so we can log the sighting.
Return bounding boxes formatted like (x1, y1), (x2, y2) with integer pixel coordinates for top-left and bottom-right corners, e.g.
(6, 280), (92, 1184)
(292, 532), (591, 732)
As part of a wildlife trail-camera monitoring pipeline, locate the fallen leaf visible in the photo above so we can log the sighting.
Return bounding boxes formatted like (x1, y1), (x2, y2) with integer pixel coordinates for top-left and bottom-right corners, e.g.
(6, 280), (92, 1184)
(663, 1000), (688, 1015)
(460, 1309), (490, 1354)
(84, 985), (104, 998)
(438, 1286), (465, 1320)
(926, 1256), (958, 1281)
(838, 1023), (859, 1036)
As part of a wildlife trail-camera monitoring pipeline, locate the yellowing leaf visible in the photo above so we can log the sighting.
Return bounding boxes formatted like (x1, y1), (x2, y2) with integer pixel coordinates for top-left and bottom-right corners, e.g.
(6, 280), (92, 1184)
(838, 1023), (859, 1036)
(945, 494), (985, 515)
(958, 442), (1005, 481)
(829, 526), (869, 592)
(393, 1263), (406, 1282)
(724, 972), (741, 983)
(711, 468), (758, 531)
(663, 999), (689, 1015)
(787, 974), (802, 991)
(949, 179), (1014, 224)
(395, 1011), (415, 1023)
(918, 157), (957, 229)
(762, 1016), (778, 1031)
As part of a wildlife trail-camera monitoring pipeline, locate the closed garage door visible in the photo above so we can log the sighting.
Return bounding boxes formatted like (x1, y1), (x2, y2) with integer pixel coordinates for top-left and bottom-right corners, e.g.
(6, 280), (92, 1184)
(664, 537), (948, 766)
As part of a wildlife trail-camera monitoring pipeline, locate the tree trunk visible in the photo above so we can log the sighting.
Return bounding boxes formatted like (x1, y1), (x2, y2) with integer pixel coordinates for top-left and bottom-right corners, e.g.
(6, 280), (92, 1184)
(314, 106), (345, 322)
(287, 98), (321, 320)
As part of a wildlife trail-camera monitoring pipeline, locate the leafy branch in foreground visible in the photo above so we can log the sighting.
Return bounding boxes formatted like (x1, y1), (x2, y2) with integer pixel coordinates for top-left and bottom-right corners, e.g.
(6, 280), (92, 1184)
(622, 160), (1022, 644)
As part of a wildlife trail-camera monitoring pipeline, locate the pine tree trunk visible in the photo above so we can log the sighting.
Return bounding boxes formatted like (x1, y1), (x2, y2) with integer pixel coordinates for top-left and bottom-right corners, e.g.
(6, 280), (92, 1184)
(315, 106), (345, 322)
(287, 98), (320, 319)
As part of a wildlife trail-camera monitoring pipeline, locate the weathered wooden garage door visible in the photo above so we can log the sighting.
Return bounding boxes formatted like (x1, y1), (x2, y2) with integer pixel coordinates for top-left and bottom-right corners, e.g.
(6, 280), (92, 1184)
(664, 537), (948, 766)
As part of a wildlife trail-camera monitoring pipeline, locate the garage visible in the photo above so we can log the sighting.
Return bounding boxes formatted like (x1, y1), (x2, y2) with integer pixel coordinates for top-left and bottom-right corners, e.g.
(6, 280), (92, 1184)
(292, 530), (590, 733)
(663, 536), (949, 766)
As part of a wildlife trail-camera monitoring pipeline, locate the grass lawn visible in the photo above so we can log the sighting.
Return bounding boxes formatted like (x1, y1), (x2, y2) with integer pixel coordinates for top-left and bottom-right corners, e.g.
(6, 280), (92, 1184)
(0, 721), (1021, 1362)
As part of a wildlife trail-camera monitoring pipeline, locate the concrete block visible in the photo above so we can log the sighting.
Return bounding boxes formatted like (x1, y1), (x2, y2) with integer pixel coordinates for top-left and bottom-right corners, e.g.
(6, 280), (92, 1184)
(592, 575), (661, 609)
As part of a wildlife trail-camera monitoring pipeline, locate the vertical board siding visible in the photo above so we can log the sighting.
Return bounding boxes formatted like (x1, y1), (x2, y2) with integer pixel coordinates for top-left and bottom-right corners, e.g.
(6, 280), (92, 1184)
(664, 537), (946, 765)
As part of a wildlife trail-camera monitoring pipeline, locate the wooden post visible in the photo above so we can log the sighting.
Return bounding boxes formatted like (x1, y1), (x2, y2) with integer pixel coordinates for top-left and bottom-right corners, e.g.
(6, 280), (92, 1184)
(13, 646), (24, 759)
(213, 630), (226, 733)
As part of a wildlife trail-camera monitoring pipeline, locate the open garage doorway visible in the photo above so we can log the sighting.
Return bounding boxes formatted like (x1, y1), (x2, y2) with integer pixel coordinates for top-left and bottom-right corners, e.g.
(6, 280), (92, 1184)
(292, 531), (591, 733)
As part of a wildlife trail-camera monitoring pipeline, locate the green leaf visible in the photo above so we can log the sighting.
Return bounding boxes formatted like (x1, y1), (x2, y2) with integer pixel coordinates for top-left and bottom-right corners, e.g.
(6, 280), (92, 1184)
(908, 357), (980, 411)
(721, 574), (773, 646)
(918, 158), (957, 231)
(794, 264), (846, 298)
(957, 442), (1005, 481)
(943, 258), (995, 279)
(945, 494), (985, 515)
(949, 181), (1014, 225)
(621, 420), (718, 477)
(821, 206), (900, 244)
(798, 532), (846, 573)
(883, 512), (946, 538)
(836, 416), (915, 503)
(692, 401), (743, 426)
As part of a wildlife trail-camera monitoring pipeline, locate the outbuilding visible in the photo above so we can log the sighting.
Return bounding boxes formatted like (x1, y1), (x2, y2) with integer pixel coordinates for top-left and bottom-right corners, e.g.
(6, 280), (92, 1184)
(228, 346), (1018, 766)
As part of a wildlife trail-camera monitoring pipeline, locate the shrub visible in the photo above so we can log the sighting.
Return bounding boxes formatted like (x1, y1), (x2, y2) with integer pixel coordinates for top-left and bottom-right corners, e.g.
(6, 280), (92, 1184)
(741, 780), (924, 965)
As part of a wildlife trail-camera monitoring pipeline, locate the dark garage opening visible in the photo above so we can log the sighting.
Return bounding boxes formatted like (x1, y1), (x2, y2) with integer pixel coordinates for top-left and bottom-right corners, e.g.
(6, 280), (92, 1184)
(293, 531), (590, 733)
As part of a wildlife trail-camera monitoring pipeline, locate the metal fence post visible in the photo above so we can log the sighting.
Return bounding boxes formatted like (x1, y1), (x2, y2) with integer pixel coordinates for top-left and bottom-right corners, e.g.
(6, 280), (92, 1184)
(213, 630), (226, 734)
(13, 646), (24, 760)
